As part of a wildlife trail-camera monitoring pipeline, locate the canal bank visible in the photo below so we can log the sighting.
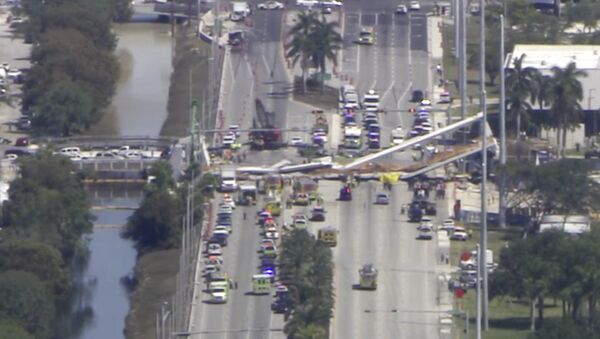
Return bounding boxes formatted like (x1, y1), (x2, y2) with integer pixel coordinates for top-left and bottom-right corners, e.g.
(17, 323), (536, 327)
(68, 17), (182, 339)
(124, 20), (213, 339)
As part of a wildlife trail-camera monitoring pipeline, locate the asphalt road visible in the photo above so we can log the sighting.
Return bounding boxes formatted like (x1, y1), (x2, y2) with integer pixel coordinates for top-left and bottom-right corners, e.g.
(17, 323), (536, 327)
(190, 7), (309, 338)
(192, 2), (450, 337)
(339, 7), (432, 163)
(326, 180), (451, 339)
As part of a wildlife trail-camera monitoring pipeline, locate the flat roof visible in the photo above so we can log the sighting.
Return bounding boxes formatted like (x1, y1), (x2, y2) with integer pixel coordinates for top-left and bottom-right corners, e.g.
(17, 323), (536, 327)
(507, 44), (600, 70)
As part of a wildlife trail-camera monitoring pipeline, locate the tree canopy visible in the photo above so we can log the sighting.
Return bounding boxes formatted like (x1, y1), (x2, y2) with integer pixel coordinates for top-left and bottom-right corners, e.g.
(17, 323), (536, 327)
(280, 229), (334, 337)
(17, 0), (121, 136)
(0, 271), (55, 339)
(1, 152), (94, 258)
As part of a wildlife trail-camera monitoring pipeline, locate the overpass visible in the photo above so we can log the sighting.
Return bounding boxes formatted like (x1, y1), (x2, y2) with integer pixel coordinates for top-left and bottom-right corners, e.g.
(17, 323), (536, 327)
(132, 2), (200, 19)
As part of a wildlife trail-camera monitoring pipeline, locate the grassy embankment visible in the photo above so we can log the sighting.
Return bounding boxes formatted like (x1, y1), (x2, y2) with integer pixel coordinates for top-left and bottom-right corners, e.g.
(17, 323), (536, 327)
(124, 26), (211, 339)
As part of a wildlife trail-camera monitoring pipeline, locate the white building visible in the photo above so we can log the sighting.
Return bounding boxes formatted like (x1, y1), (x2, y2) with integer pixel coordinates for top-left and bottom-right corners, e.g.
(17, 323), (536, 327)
(505, 45), (600, 144)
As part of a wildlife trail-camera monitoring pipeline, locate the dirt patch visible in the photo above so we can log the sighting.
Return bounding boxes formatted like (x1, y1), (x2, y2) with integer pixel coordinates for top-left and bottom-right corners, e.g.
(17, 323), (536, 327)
(160, 24), (211, 138)
(124, 248), (180, 339)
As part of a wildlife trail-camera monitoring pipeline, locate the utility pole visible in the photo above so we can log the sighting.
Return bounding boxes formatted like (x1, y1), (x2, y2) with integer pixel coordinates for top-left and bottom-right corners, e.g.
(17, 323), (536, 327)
(479, 0), (489, 330)
(190, 100), (198, 163)
(476, 244), (482, 339)
(459, 0), (467, 145)
(499, 15), (507, 229)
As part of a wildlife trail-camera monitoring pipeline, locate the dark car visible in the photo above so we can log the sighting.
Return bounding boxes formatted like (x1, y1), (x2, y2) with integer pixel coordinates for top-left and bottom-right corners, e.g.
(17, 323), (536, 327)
(339, 185), (352, 201)
(411, 90), (424, 103)
(310, 207), (326, 222)
(15, 137), (29, 147)
(585, 149), (600, 159)
(271, 297), (292, 313)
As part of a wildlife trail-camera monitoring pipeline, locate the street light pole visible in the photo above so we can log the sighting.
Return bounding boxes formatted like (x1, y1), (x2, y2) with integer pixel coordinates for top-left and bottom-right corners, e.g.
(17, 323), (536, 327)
(499, 15), (507, 229)
(589, 88), (596, 135)
(479, 0), (489, 330)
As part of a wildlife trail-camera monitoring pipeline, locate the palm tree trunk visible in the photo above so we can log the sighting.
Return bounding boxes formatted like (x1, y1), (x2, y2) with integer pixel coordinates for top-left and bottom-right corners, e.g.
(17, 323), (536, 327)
(530, 298), (536, 331)
(301, 66), (307, 95)
(561, 126), (567, 158)
(320, 57), (326, 94)
(556, 129), (561, 157)
(516, 111), (521, 140)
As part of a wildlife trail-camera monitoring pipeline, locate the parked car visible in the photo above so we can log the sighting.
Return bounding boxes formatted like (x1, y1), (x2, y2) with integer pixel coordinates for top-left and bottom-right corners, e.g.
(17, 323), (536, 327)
(585, 149), (600, 159)
(450, 231), (469, 241)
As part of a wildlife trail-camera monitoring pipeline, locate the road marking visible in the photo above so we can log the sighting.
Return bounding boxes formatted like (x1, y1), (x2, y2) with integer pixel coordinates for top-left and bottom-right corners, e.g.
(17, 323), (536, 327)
(262, 54), (271, 77)
(397, 81), (412, 109)
(382, 80), (395, 103)
(370, 47), (378, 90)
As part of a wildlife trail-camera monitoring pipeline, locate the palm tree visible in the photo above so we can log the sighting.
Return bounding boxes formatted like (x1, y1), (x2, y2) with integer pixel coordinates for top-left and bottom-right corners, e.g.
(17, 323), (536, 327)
(285, 11), (318, 94)
(530, 73), (553, 136)
(505, 54), (540, 138)
(309, 18), (342, 93)
(548, 62), (587, 157)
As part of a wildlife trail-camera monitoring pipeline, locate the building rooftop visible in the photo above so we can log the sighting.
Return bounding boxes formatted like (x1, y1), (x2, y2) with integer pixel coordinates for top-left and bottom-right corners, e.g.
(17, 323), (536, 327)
(507, 44), (600, 70)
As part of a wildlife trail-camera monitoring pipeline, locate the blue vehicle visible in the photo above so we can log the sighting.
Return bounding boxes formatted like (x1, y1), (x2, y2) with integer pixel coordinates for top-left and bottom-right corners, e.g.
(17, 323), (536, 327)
(261, 260), (277, 282)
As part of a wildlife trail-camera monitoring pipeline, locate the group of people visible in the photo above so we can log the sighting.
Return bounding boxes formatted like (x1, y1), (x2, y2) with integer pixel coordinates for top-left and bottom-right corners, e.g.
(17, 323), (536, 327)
(409, 179), (447, 200)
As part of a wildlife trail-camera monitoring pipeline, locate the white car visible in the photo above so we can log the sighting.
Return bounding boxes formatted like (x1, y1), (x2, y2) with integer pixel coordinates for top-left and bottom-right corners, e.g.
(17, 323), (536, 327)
(222, 194), (236, 209)
(265, 229), (280, 240)
(312, 131), (328, 144)
(396, 4), (408, 14)
(228, 124), (240, 137)
(439, 219), (456, 231)
(289, 136), (304, 145)
(218, 204), (234, 215)
(214, 225), (232, 234)
(450, 231), (469, 241)
(417, 218), (434, 232)
(257, 1), (284, 10)
(222, 134), (235, 147)
(409, 1), (420, 10)
(207, 243), (222, 256)
(6, 69), (21, 80)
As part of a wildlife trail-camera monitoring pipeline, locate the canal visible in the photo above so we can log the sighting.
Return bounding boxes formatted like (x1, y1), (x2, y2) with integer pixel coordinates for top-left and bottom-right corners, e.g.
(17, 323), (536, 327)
(58, 17), (174, 339)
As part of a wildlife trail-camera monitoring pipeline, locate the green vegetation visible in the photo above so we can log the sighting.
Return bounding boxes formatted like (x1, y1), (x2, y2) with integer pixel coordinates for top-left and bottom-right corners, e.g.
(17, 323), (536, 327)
(122, 161), (182, 253)
(453, 160), (600, 337)
(14, 0), (128, 136)
(0, 271), (55, 339)
(123, 162), (214, 253)
(279, 229), (334, 338)
(285, 11), (342, 94)
(0, 152), (94, 338)
(502, 159), (600, 218)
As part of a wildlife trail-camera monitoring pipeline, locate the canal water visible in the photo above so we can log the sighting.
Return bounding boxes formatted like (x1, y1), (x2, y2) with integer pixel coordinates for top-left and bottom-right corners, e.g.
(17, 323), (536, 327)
(58, 18), (173, 339)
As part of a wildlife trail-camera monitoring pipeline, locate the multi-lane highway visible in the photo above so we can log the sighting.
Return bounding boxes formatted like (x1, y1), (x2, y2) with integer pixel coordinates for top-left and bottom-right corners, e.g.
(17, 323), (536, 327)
(191, 1), (450, 337)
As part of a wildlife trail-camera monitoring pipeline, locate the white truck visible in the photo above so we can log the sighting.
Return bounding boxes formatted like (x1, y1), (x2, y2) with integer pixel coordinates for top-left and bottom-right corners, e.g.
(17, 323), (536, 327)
(230, 2), (251, 21)
(363, 90), (380, 112)
(343, 125), (362, 149)
(220, 166), (238, 192)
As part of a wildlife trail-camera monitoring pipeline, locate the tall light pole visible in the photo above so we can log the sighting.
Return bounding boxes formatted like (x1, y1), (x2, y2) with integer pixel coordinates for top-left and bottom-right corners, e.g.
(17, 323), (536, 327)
(590, 88), (597, 135)
(499, 15), (507, 229)
(478, 0), (489, 330)
(460, 0), (467, 145)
